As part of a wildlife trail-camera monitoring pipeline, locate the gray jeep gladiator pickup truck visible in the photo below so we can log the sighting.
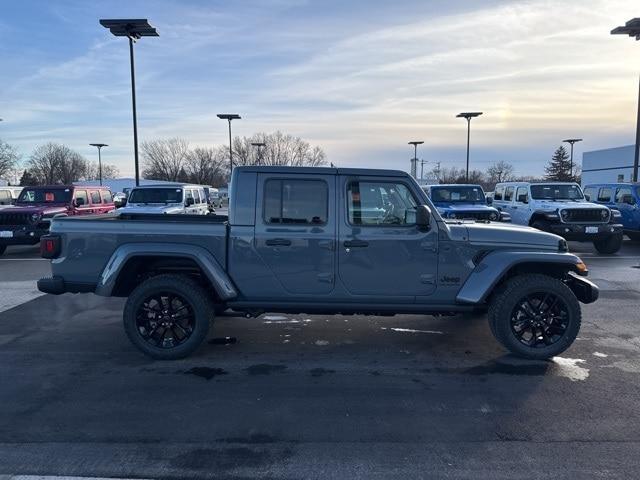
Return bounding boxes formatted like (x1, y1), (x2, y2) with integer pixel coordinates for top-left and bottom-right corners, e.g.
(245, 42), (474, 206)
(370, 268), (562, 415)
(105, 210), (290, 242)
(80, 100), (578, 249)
(38, 166), (598, 360)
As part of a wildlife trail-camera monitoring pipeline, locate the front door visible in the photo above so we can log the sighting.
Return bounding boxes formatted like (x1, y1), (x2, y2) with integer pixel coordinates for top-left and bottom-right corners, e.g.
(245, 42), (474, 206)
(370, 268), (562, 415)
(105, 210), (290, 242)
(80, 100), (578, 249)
(511, 186), (531, 224)
(338, 176), (438, 299)
(254, 173), (336, 296)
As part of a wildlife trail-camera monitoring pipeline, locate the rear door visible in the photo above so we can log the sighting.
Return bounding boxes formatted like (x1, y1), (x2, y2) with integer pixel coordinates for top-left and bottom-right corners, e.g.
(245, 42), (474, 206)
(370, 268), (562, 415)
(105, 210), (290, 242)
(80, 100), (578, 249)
(89, 190), (103, 214)
(254, 173), (336, 296)
(337, 175), (438, 298)
(511, 186), (530, 224)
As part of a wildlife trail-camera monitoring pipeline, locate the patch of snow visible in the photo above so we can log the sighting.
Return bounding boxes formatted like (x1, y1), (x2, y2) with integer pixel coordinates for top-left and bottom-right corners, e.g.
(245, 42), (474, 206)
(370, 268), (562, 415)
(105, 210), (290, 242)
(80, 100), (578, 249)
(552, 357), (589, 381)
(592, 352), (608, 358)
(382, 327), (444, 335)
(315, 340), (330, 346)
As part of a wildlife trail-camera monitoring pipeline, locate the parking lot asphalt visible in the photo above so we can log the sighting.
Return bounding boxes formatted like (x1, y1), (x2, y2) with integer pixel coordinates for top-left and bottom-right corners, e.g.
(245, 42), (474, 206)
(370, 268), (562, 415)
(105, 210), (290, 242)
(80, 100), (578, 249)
(0, 240), (639, 479)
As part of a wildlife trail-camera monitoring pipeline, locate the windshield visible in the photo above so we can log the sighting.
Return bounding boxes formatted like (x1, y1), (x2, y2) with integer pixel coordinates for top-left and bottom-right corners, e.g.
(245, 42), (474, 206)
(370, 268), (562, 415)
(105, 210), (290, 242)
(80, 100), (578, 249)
(17, 188), (71, 204)
(128, 188), (183, 204)
(430, 186), (485, 203)
(530, 184), (584, 200)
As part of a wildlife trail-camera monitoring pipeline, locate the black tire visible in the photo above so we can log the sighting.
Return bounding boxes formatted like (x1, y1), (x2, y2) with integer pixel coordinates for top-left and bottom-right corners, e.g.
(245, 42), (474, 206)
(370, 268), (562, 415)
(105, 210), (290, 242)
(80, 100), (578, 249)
(0, 245), (5, 256)
(488, 274), (581, 360)
(123, 274), (214, 360)
(593, 233), (623, 254)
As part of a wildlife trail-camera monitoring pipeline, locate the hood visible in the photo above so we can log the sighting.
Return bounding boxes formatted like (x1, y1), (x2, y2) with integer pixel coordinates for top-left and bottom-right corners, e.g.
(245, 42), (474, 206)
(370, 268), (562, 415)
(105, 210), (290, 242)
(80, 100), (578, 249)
(533, 200), (605, 210)
(447, 221), (562, 250)
(0, 204), (68, 216)
(435, 203), (496, 212)
(119, 204), (184, 215)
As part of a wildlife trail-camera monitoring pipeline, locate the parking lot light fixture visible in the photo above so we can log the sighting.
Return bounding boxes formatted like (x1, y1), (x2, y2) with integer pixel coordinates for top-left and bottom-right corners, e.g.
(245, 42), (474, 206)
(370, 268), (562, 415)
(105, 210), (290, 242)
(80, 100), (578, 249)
(611, 18), (640, 182)
(456, 112), (483, 182)
(408, 141), (424, 179)
(251, 142), (266, 165)
(99, 19), (158, 187)
(562, 138), (582, 180)
(89, 143), (108, 186)
(217, 114), (241, 173)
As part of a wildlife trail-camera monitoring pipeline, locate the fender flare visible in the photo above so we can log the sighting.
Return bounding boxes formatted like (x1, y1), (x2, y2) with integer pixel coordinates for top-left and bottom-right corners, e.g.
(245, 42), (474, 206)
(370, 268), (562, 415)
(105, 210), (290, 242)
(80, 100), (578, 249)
(456, 250), (583, 304)
(95, 242), (237, 300)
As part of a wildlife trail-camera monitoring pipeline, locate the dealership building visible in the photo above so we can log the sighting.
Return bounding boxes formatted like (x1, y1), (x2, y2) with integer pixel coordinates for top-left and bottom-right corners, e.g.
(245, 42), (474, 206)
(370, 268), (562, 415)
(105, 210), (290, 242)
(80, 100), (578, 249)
(581, 144), (637, 185)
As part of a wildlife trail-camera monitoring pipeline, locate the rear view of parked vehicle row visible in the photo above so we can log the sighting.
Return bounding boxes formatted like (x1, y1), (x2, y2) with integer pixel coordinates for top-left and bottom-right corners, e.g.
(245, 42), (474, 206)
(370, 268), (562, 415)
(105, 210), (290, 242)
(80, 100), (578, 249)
(38, 166), (598, 361)
(0, 185), (115, 256)
(493, 181), (624, 254)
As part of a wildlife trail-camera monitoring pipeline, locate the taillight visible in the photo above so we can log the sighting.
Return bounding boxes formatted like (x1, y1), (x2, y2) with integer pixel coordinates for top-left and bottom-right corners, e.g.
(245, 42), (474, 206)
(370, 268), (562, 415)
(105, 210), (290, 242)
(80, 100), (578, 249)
(40, 235), (61, 259)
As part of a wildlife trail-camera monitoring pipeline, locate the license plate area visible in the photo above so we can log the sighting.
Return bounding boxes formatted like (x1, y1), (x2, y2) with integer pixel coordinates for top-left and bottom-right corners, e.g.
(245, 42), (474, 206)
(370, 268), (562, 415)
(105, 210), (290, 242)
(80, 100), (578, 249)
(0, 231), (13, 238)
(585, 226), (599, 234)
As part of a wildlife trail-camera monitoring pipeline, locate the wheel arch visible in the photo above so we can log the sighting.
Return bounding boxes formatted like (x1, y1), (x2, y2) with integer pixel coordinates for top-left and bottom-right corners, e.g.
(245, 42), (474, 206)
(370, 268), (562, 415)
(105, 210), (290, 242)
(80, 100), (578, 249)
(96, 242), (237, 301)
(456, 251), (584, 305)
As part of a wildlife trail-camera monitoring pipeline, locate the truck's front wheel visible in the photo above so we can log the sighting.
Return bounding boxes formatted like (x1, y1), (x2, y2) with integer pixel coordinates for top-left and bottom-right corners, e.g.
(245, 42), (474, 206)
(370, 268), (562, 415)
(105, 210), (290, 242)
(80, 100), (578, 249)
(123, 274), (213, 360)
(593, 234), (623, 254)
(488, 274), (581, 360)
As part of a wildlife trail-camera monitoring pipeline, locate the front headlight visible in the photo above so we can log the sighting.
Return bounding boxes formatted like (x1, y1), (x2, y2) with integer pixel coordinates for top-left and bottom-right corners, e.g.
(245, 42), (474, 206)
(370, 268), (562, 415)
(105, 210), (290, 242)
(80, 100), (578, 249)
(560, 209), (569, 221)
(489, 211), (498, 221)
(606, 209), (617, 219)
(31, 213), (42, 222)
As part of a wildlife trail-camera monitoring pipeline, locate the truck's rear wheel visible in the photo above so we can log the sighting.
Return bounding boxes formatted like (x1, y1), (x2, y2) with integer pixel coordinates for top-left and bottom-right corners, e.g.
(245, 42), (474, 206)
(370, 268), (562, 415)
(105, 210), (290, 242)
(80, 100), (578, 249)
(123, 274), (213, 360)
(593, 234), (623, 254)
(488, 274), (581, 360)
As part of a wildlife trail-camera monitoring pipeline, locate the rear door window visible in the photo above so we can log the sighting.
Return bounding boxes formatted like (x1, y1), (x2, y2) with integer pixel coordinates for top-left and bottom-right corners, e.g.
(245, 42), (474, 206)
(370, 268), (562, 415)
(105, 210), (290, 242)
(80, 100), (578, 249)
(264, 179), (328, 224)
(90, 191), (102, 204)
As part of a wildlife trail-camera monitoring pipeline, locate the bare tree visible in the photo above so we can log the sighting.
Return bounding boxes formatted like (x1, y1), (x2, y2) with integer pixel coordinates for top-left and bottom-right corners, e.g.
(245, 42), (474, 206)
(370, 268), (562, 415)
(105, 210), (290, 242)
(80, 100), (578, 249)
(27, 143), (89, 185)
(141, 138), (190, 181)
(230, 131), (327, 168)
(185, 147), (226, 186)
(487, 161), (515, 185)
(0, 139), (20, 181)
(84, 161), (120, 181)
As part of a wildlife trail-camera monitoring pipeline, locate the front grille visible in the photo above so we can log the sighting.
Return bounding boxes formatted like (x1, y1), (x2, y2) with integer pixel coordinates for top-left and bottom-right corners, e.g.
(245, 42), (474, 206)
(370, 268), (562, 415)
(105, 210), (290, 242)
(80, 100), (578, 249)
(561, 208), (608, 224)
(0, 213), (33, 226)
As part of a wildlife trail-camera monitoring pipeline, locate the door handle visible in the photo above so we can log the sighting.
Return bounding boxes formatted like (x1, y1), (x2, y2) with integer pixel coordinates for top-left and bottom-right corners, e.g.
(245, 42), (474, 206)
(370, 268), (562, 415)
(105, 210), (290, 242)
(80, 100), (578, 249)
(343, 240), (369, 248)
(265, 238), (292, 247)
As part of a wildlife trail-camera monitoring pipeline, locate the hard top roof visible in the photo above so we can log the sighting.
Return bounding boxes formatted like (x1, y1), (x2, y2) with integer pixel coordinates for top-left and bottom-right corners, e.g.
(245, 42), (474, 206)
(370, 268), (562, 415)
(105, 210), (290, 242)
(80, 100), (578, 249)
(234, 165), (408, 177)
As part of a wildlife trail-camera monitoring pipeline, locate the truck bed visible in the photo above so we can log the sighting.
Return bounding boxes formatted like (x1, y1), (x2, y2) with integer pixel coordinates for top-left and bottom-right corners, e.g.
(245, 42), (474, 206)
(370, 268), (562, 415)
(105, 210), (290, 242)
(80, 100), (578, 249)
(48, 213), (229, 289)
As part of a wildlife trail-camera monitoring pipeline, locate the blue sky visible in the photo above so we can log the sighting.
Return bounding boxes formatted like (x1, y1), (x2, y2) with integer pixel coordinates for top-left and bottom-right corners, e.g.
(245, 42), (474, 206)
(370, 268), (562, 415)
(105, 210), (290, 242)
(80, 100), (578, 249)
(1, 0), (638, 177)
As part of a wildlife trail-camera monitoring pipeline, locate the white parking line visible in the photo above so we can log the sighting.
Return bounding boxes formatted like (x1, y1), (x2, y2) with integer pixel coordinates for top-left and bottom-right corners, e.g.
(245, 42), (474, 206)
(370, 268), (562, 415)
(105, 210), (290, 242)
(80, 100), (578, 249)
(1, 476), (152, 480)
(0, 258), (48, 261)
(0, 281), (44, 313)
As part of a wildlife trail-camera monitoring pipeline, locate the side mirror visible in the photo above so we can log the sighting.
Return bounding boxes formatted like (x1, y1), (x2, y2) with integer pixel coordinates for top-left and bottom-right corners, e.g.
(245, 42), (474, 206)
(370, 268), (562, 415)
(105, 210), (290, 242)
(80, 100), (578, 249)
(74, 197), (85, 207)
(185, 197), (195, 206)
(416, 205), (431, 230)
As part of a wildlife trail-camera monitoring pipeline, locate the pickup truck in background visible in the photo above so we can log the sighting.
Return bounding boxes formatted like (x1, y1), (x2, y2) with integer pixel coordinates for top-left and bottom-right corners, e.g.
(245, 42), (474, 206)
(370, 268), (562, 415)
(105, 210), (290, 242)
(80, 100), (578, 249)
(38, 166), (598, 360)
(422, 184), (510, 222)
(0, 185), (114, 256)
(493, 181), (624, 254)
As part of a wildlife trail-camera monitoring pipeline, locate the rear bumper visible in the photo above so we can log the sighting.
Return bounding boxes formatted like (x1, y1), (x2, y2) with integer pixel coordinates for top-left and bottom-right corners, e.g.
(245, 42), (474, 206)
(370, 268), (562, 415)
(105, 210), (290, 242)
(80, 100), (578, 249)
(37, 276), (96, 295)
(0, 226), (49, 245)
(546, 223), (623, 241)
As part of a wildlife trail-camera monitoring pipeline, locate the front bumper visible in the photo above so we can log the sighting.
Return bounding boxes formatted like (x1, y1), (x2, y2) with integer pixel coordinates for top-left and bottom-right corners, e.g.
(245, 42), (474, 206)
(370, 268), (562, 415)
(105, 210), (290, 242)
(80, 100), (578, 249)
(567, 272), (599, 304)
(0, 226), (50, 245)
(545, 222), (623, 241)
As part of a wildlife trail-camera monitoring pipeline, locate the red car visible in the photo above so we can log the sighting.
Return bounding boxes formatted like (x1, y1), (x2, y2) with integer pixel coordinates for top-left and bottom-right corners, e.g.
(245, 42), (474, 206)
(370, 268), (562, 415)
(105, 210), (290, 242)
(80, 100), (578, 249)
(0, 185), (115, 256)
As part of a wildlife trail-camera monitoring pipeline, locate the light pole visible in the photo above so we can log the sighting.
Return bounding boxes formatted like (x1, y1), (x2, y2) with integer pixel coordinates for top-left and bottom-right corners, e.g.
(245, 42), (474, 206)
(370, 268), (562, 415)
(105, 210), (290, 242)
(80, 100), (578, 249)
(408, 141), (424, 179)
(456, 112), (483, 182)
(420, 159), (428, 182)
(251, 142), (266, 165)
(562, 138), (582, 180)
(100, 19), (158, 187)
(217, 114), (241, 173)
(89, 143), (108, 185)
(612, 18), (640, 182)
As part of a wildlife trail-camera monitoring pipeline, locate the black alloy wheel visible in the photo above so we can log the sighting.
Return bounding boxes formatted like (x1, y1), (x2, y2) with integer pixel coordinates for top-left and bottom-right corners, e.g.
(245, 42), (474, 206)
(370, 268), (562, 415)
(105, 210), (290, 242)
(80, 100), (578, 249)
(510, 292), (569, 348)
